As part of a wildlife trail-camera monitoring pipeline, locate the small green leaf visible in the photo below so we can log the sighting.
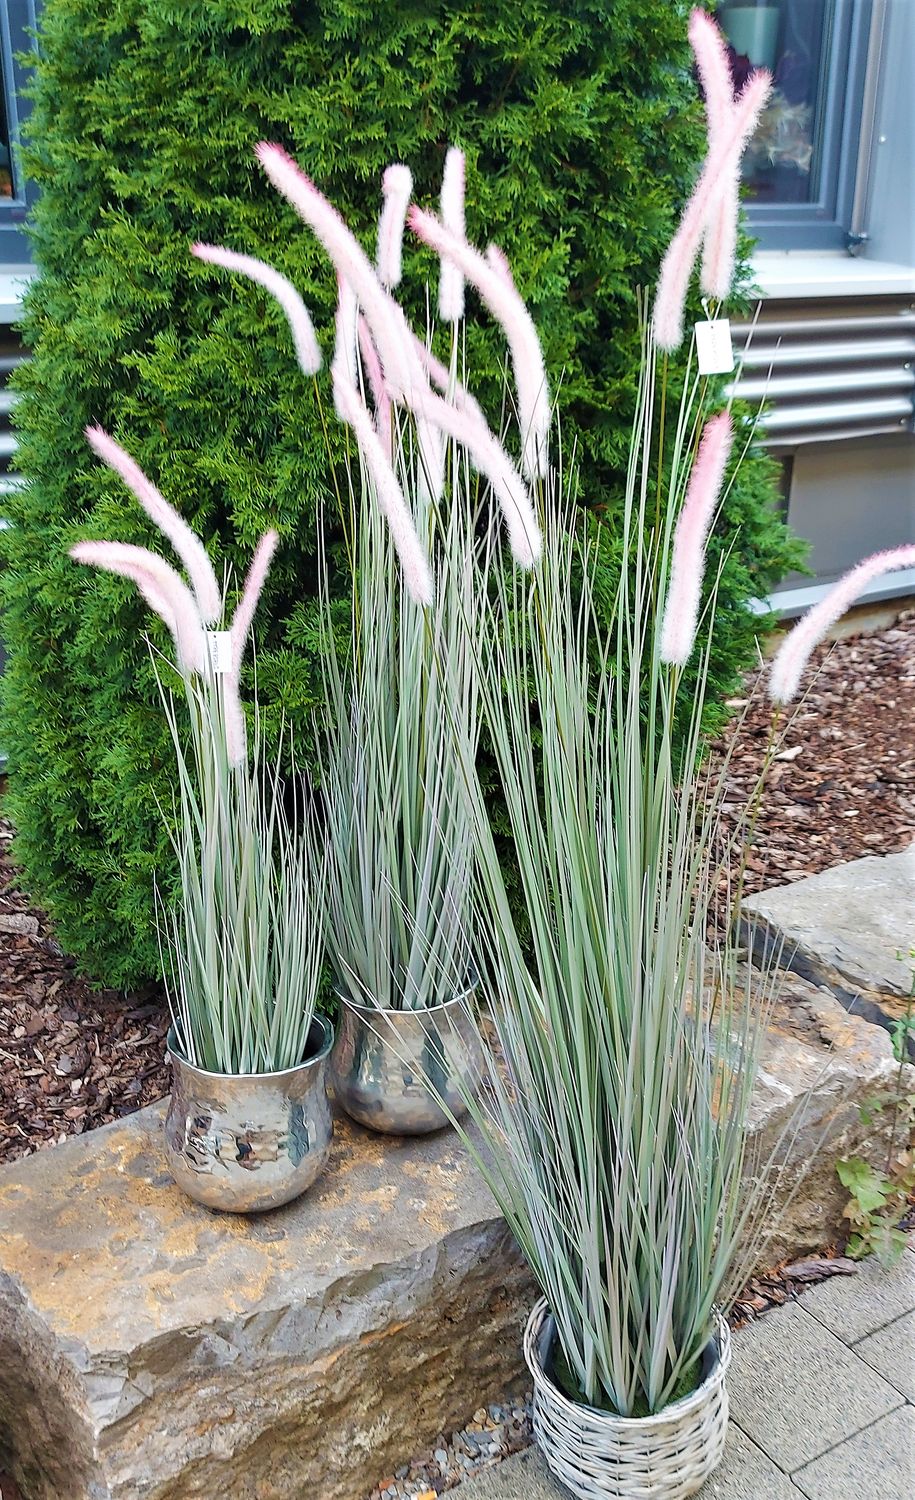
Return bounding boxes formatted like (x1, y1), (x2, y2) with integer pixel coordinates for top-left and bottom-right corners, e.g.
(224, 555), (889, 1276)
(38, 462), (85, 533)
(836, 1157), (891, 1216)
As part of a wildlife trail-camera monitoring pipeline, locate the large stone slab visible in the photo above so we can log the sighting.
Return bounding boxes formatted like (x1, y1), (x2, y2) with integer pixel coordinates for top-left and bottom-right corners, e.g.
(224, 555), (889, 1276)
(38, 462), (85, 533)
(743, 845), (915, 1016)
(0, 1107), (534, 1500)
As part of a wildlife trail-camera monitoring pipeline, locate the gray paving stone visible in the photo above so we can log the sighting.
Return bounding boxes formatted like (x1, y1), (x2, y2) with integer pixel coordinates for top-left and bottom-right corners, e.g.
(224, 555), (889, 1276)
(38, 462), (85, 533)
(726, 1303), (902, 1471)
(455, 1429), (804, 1499)
(792, 1405), (915, 1500)
(695, 1426), (802, 1498)
(855, 1309), (915, 1401)
(799, 1247), (915, 1343)
(456, 1446), (564, 1498)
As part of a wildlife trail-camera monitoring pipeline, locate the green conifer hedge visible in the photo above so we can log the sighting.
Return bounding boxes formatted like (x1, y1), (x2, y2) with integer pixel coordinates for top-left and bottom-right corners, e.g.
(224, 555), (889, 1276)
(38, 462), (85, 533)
(2, 0), (802, 986)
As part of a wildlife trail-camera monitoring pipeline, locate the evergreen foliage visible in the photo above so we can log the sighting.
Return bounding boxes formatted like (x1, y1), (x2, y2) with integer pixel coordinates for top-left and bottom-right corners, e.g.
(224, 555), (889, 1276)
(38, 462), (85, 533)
(2, 0), (802, 986)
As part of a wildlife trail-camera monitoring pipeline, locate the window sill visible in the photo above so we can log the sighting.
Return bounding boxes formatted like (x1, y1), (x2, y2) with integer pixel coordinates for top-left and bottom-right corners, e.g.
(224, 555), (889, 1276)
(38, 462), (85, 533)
(752, 252), (915, 301)
(0, 265), (34, 323)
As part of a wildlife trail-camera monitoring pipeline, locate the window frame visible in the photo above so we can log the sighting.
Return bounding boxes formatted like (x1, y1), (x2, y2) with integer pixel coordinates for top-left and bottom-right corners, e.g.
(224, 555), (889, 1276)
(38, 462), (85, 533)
(740, 0), (875, 251)
(0, 0), (38, 266)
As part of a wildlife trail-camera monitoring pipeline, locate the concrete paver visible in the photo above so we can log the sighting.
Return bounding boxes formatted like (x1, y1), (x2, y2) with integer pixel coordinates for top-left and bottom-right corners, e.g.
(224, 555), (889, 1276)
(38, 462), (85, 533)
(791, 1404), (915, 1500)
(724, 1301), (902, 1471)
(798, 1246), (915, 1343)
(855, 1308), (915, 1401)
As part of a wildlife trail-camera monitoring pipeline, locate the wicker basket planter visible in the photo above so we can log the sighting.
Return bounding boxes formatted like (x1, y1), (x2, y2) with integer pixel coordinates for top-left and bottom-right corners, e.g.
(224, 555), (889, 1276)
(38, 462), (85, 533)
(523, 1299), (731, 1500)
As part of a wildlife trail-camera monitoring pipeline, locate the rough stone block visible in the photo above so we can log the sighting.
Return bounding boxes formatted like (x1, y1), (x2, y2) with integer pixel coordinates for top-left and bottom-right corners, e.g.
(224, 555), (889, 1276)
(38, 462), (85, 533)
(743, 844), (915, 1016)
(0, 957), (905, 1497)
(0, 1106), (534, 1500)
(746, 972), (902, 1262)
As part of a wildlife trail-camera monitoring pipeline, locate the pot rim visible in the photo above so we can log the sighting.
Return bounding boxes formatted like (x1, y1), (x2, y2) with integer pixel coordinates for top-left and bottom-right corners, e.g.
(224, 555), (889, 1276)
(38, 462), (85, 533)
(524, 1297), (731, 1433)
(166, 1013), (334, 1082)
(332, 974), (479, 1017)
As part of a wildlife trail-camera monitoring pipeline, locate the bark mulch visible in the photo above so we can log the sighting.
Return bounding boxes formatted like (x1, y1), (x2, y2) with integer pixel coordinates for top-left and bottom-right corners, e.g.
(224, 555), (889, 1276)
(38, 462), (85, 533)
(0, 812), (169, 1166)
(1, 613), (913, 1167)
(716, 610), (915, 896)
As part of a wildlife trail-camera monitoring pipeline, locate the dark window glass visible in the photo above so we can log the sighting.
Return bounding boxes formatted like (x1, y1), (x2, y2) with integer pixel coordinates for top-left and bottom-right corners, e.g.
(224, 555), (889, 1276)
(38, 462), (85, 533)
(0, 51), (14, 200)
(719, 0), (830, 207)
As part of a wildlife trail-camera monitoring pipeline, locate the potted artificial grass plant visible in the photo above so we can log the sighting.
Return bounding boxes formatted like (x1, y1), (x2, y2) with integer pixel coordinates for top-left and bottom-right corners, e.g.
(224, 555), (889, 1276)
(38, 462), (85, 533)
(421, 13), (800, 1497)
(71, 429), (331, 1213)
(319, 483), (485, 1136)
(195, 144), (546, 1134)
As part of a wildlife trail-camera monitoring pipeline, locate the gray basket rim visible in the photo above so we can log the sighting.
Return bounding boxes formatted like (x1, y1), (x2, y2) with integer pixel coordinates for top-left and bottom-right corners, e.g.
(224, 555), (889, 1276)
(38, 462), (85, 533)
(524, 1297), (732, 1435)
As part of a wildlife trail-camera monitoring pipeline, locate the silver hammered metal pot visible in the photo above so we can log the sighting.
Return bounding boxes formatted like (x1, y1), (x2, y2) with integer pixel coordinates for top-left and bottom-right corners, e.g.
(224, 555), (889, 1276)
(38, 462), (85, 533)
(164, 1015), (334, 1213)
(329, 984), (483, 1135)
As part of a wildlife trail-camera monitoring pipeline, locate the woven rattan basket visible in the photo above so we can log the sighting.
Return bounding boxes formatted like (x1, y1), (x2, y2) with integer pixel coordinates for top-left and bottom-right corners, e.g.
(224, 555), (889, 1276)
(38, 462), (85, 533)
(523, 1299), (731, 1500)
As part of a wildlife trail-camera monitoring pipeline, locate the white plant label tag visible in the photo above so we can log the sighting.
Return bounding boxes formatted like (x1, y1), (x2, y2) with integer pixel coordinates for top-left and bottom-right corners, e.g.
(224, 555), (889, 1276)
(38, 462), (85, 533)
(206, 630), (233, 675)
(694, 318), (734, 375)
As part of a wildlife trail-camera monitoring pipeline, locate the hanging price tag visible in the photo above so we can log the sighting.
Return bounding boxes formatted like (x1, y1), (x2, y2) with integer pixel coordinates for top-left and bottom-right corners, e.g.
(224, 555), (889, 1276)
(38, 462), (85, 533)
(694, 318), (734, 375)
(206, 630), (233, 675)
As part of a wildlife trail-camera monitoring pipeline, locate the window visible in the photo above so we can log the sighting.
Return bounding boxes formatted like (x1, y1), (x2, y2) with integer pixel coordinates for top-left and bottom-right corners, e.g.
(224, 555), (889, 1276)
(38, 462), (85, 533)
(0, 1), (38, 265)
(716, 0), (878, 249)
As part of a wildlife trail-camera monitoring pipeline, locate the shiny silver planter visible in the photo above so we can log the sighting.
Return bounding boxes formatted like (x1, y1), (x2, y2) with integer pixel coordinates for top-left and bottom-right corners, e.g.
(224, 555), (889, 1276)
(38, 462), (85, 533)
(164, 1016), (334, 1213)
(329, 986), (482, 1135)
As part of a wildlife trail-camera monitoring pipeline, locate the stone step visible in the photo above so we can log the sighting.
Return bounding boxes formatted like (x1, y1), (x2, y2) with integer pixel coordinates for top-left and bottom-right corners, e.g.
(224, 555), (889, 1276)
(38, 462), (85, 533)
(0, 970), (902, 1500)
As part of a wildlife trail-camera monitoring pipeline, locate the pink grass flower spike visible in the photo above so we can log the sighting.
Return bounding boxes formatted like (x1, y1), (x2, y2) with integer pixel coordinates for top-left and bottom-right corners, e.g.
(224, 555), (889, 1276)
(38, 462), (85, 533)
(653, 47), (770, 350)
(659, 412), (733, 667)
(377, 164), (413, 290)
(358, 316), (393, 455)
(191, 243), (322, 377)
(222, 528), (280, 765)
(689, 8), (741, 301)
(256, 143), (417, 400)
(84, 426), (221, 624)
(409, 205), (550, 480)
(769, 544), (915, 705)
(439, 147), (466, 323)
(70, 540), (208, 675)
(332, 360), (434, 607)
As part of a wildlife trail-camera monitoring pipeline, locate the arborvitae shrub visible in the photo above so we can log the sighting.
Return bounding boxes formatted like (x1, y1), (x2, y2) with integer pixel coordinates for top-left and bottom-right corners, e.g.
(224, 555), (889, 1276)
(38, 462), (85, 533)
(3, 0), (803, 986)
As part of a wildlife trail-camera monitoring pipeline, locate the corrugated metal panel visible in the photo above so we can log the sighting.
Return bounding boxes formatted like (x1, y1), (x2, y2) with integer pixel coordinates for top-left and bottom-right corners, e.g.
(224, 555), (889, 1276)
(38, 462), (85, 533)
(732, 296), (915, 447)
(0, 331), (25, 498)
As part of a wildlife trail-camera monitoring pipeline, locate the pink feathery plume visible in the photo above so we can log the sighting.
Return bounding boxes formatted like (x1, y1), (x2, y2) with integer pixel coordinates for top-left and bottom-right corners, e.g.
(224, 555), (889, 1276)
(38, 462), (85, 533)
(407, 383), (541, 567)
(191, 242), (322, 376)
(84, 426), (221, 623)
(689, 10), (742, 300)
(332, 361), (433, 606)
(486, 242), (516, 290)
(335, 275), (359, 387)
(407, 330), (541, 565)
(409, 206), (550, 480)
(256, 145), (445, 501)
(438, 147), (466, 322)
(256, 143), (417, 400)
(653, 68), (771, 351)
(411, 331), (482, 419)
(769, 545), (915, 706)
(377, 164), (412, 290)
(359, 315), (392, 456)
(70, 540), (207, 675)
(220, 528), (280, 765)
(659, 412), (733, 666)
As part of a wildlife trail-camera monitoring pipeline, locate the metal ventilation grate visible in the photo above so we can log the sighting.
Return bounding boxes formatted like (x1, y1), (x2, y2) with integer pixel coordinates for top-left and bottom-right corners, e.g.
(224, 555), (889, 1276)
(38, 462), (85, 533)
(731, 296), (915, 447)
